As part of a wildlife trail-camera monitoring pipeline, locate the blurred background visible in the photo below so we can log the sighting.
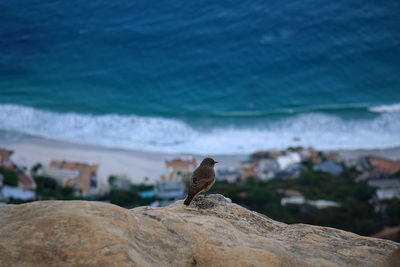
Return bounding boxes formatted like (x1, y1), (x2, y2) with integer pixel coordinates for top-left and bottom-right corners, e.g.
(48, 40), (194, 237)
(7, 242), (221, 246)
(0, 0), (399, 241)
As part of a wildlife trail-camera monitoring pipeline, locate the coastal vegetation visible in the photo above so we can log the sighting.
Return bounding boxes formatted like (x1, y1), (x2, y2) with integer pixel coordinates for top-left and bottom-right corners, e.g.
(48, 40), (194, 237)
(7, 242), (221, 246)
(34, 176), (79, 200)
(208, 165), (385, 237)
(97, 182), (154, 208)
(0, 167), (19, 187)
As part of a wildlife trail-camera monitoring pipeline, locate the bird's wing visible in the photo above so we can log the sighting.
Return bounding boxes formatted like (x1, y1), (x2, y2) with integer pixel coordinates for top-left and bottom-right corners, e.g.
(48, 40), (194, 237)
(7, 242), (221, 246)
(191, 167), (214, 185)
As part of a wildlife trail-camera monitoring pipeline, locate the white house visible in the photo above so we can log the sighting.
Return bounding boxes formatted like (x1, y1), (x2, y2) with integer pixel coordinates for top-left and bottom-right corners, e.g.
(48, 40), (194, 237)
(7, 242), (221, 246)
(1, 185), (35, 200)
(277, 152), (301, 170)
(368, 179), (400, 200)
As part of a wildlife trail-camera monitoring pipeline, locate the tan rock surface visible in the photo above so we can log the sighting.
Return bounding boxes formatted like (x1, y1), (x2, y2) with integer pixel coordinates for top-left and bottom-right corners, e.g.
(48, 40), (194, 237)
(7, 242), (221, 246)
(0, 194), (398, 267)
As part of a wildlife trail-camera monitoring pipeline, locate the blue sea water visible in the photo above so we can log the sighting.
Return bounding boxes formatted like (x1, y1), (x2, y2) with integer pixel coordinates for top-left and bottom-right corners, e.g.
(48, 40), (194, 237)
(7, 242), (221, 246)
(0, 0), (400, 154)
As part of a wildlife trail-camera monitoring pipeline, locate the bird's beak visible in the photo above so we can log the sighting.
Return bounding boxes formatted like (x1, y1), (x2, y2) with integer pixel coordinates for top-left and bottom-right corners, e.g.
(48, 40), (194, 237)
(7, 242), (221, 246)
(215, 161), (219, 164)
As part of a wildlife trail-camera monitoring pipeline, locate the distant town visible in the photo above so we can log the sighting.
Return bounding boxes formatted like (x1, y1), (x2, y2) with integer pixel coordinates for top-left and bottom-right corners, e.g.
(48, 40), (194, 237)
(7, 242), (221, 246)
(1, 146), (400, 241)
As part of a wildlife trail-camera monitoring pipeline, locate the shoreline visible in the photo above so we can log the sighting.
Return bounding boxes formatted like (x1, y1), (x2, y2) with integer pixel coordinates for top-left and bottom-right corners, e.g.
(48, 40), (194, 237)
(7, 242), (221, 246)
(1, 131), (400, 192)
(0, 131), (246, 191)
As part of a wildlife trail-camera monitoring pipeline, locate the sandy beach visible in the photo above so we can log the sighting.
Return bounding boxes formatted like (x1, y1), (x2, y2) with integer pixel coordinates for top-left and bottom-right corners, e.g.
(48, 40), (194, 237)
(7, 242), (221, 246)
(1, 130), (400, 192)
(0, 131), (245, 192)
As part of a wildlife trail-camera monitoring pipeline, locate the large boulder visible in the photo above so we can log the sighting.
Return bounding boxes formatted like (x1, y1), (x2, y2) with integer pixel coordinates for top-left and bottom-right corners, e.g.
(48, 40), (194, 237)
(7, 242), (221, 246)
(0, 194), (398, 266)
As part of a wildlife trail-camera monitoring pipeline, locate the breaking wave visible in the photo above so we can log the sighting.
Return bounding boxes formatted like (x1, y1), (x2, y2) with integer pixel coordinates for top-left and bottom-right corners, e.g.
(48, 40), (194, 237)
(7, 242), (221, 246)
(368, 103), (400, 113)
(0, 104), (399, 154)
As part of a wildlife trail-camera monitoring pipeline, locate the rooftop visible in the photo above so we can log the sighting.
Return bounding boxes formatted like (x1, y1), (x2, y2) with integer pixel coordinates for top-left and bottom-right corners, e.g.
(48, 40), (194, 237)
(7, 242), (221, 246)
(368, 179), (400, 188)
(0, 149), (13, 166)
(165, 157), (197, 168)
(367, 157), (400, 175)
(49, 160), (98, 172)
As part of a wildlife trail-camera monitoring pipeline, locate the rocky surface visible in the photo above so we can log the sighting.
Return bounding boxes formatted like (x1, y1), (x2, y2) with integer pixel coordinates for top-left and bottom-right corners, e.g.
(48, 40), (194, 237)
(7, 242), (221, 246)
(0, 194), (399, 267)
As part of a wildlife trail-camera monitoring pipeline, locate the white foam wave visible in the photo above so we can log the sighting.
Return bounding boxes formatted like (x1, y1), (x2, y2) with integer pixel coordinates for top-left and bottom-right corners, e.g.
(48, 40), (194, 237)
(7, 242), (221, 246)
(369, 103), (400, 113)
(0, 104), (399, 154)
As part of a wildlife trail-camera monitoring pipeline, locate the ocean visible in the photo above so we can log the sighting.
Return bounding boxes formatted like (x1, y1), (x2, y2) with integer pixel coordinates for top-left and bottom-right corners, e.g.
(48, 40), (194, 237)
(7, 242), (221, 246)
(1, 0), (400, 154)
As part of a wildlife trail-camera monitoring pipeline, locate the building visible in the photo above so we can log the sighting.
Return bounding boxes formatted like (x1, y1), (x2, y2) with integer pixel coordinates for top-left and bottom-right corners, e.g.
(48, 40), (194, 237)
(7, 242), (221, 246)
(0, 149), (13, 166)
(366, 157), (400, 175)
(279, 189), (340, 208)
(240, 161), (258, 181)
(279, 163), (305, 178)
(358, 157), (373, 172)
(309, 150), (323, 165)
(255, 159), (280, 180)
(356, 170), (386, 182)
(279, 189), (305, 205)
(250, 151), (270, 161)
(155, 181), (186, 199)
(109, 175), (132, 191)
(281, 196), (340, 209)
(216, 168), (241, 183)
(155, 157), (197, 200)
(368, 179), (400, 200)
(307, 200), (340, 209)
(268, 149), (283, 158)
(1, 185), (35, 200)
(354, 157), (400, 182)
(164, 157), (197, 182)
(324, 152), (342, 163)
(276, 152), (301, 170)
(0, 149), (36, 190)
(313, 161), (343, 175)
(306, 199), (340, 209)
(281, 195), (305, 205)
(0, 156), (36, 201)
(42, 160), (98, 196)
(113, 177), (132, 192)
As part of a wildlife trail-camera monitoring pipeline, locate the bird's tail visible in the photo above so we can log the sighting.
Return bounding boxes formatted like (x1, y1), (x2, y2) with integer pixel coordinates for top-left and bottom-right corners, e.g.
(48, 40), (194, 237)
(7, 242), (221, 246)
(184, 193), (195, 206)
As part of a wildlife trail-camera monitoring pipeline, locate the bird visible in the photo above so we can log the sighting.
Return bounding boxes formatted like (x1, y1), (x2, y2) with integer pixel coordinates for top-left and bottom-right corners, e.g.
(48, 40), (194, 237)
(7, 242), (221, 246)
(184, 157), (218, 206)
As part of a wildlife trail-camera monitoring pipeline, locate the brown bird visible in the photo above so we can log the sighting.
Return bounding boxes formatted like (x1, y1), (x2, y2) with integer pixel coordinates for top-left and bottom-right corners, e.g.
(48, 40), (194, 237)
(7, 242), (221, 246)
(184, 157), (218, 206)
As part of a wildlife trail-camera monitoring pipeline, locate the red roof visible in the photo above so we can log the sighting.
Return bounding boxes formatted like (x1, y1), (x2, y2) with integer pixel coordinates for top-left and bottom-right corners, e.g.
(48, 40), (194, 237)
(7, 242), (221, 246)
(0, 149), (13, 166)
(18, 172), (35, 188)
(368, 157), (400, 175)
(0, 149), (35, 189)
(165, 158), (197, 168)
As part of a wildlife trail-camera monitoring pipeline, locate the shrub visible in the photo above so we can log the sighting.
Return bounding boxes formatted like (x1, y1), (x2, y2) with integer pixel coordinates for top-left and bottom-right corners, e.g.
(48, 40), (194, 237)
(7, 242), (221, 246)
(0, 167), (19, 186)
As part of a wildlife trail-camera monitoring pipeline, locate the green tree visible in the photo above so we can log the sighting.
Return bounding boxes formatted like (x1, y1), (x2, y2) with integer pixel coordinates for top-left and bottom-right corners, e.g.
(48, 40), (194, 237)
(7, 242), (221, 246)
(395, 231), (400, 243)
(389, 170), (400, 178)
(34, 176), (58, 197)
(108, 175), (117, 188)
(33, 176), (80, 200)
(55, 186), (76, 199)
(30, 163), (42, 176)
(206, 166), (383, 237)
(107, 190), (141, 208)
(0, 167), (19, 186)
(385, 199), (400, 226)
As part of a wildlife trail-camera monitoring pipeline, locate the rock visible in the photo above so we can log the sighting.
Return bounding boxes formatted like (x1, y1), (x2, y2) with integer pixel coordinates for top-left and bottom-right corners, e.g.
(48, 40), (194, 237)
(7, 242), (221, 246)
(0, 194), (398, 267)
